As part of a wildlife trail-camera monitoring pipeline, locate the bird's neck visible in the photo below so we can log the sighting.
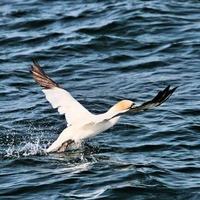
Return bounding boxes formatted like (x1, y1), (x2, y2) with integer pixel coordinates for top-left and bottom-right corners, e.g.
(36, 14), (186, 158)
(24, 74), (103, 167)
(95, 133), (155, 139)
(102, 107), (122, 122)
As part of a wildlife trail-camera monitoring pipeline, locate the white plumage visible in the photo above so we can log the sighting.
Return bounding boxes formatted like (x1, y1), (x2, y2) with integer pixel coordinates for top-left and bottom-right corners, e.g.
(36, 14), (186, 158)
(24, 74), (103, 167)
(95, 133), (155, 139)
(43, 87), (93, 127)
(31, 60), (177, 153)
(42, 87), (121, 152)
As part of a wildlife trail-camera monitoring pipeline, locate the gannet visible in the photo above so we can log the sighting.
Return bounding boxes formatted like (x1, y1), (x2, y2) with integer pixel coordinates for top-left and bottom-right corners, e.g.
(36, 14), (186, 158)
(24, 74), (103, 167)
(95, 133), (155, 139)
(30, 60), (177, 153)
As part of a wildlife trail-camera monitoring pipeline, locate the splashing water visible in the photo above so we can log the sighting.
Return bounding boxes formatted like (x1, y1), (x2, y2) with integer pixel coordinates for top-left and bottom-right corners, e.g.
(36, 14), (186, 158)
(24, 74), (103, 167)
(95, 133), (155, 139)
(3, 129), (99, 159)
(4, 138), (49, 158)
(2, 127), (51, 158)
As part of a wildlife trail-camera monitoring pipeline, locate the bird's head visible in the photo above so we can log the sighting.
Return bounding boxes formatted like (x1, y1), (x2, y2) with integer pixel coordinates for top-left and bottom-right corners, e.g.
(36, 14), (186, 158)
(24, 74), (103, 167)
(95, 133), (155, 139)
(109, 100), (135, 113)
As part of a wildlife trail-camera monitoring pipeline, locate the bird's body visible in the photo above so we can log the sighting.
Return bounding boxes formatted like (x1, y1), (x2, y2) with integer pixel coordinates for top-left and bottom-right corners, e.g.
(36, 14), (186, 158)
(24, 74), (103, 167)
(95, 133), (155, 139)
(45, 93), (126, 152)
(31, 60), (177, 153)
(47, 115), (120, 152)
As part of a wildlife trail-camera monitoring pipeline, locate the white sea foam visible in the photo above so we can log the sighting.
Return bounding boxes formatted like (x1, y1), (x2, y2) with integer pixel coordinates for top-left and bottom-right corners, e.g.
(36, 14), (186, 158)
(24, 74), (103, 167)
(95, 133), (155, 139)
(4, 131), (50, 158)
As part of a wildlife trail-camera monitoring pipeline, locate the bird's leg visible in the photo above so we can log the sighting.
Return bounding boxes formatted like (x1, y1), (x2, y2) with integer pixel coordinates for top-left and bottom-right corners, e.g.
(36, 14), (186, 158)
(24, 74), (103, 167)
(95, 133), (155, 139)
(57, 139), (74, 153)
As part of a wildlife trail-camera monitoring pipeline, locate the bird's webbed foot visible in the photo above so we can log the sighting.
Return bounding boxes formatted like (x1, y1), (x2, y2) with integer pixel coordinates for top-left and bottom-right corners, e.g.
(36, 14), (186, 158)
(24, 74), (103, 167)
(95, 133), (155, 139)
(57, 139), (74, 153)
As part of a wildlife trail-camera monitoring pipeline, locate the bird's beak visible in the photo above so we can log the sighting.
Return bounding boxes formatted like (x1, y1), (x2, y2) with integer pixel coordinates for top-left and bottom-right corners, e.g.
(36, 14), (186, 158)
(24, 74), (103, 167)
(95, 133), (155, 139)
(130, 102), (135, 109)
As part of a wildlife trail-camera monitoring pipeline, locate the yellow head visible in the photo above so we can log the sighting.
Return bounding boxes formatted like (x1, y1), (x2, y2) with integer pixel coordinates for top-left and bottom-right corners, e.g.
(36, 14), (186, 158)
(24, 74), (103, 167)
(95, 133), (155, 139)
(110, 100), (135, 113)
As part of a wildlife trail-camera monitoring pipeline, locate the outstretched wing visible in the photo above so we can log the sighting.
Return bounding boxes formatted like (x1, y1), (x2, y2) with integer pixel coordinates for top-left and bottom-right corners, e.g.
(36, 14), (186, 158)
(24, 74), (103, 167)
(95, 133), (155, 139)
(130, 85), (177, 113)
(101, 85), (177, 122)
(30, 60), (93, 126)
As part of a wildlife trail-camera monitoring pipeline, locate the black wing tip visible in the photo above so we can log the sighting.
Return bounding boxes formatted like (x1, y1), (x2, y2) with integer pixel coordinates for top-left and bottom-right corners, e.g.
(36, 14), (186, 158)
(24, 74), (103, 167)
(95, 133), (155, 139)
(166, 85), (178, 96)
(30, 59), (59, 89)
(31, 57), (39, 65)
(157, 85), (178, 105)
(171, 86), (178, 92)
(166, 85), (170, 90)
(149, 85), (178, 106)
(130, 85), (178, 113)
(31, 58), (38, 68)
(31, 58), (46, 74)
(162, 85), (178, 94)
(30, 65), (34, 73)
(166, 85), (178, 91)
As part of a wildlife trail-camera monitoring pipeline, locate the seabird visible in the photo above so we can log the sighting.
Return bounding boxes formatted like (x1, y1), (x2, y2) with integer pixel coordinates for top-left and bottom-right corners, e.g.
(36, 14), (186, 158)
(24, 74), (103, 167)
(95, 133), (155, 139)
(30, 60), (177, 153)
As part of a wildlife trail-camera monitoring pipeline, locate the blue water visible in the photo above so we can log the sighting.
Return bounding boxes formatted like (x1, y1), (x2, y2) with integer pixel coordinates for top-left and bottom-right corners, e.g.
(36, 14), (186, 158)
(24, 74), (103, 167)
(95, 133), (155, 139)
(0, 0), (200, 199)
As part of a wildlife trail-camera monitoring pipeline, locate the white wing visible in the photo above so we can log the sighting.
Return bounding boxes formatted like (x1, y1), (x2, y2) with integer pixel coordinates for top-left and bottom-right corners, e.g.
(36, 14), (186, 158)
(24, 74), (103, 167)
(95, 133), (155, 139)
(31, 60), (93, 126)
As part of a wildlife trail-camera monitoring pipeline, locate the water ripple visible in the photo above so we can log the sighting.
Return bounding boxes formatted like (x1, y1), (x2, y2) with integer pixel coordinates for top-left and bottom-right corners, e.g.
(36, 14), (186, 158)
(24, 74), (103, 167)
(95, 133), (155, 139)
(0, 0), (200, 199)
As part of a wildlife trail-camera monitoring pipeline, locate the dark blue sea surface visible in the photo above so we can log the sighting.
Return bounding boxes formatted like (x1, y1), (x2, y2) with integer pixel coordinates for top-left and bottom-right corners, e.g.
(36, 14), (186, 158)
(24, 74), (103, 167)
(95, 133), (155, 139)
(0, 0), (200, 199)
